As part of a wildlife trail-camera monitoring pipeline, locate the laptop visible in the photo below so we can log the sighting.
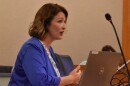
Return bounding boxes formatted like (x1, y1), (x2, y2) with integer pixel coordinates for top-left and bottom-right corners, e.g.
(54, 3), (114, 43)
(79, 51), (121, 86)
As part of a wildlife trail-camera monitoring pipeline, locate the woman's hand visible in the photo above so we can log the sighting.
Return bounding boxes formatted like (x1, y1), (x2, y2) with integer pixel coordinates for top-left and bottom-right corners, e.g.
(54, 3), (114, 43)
(59, 65), (82, 86)
(69, 65), (82, 84)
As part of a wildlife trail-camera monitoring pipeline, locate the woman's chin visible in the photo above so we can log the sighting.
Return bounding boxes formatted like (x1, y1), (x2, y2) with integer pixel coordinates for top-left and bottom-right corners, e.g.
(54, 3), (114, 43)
(56, 37), (63, 40)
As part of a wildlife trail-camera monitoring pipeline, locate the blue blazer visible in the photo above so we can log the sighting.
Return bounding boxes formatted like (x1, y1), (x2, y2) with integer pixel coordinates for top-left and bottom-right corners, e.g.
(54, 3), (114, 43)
(8, 37), (61, 86)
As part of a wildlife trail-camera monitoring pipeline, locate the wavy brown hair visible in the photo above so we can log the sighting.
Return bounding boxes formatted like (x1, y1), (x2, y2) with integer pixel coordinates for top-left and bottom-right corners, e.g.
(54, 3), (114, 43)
(29, 3), (68, 39)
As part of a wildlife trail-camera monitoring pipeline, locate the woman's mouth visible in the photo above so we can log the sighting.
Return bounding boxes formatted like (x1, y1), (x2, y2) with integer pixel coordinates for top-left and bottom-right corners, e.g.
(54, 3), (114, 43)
(60, 31), (64, 35)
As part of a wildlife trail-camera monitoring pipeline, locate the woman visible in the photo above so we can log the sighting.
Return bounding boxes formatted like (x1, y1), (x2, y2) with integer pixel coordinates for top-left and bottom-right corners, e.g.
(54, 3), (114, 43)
(8, 3), (81, 86)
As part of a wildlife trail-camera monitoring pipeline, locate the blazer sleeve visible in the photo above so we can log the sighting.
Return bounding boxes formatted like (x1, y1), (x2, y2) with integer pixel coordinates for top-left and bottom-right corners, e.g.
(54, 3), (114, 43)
(22, 45), (61, 86)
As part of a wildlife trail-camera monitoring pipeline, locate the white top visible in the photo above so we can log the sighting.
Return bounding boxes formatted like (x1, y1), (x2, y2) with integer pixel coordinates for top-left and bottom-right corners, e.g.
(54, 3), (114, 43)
(40, 41), (60, 77)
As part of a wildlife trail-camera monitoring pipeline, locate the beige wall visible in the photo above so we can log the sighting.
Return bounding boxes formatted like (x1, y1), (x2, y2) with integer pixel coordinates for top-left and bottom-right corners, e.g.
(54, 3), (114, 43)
(0, 0), (122, 66)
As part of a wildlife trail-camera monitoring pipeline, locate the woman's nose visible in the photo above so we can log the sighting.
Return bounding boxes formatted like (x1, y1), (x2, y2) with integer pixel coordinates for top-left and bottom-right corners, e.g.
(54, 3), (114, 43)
(62, 23), (66, 30)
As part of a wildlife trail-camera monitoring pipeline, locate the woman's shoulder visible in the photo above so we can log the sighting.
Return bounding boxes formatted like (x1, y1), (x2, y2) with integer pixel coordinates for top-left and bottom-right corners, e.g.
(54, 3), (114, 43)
(20, 37), (44, 52)
(24, 37), (42, 47)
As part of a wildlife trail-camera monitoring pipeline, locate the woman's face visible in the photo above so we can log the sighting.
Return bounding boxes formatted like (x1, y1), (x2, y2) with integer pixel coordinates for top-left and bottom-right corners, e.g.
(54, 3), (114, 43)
(47, 12), (67, 40)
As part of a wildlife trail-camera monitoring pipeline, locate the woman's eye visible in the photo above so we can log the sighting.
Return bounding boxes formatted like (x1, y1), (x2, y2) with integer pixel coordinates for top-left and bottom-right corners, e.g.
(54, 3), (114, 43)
(57, 20), (63, 23)
(57, 19), (66, 24)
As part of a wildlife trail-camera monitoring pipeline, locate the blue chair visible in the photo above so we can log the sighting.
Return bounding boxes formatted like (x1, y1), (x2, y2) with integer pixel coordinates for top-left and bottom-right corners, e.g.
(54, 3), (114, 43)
(55, 53), (74, 76)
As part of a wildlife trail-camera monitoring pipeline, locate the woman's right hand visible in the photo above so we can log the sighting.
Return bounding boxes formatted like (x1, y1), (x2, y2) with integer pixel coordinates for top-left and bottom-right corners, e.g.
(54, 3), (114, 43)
(68, 65), (82, 84)
(59, 65), (82, 86)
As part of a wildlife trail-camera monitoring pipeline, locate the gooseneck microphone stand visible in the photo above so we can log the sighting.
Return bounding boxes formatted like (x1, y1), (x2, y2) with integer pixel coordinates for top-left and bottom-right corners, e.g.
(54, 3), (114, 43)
(105, 13), (130, 86)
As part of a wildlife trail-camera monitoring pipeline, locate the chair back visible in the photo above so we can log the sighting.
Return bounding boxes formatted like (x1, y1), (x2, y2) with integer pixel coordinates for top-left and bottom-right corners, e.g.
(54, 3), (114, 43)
(55, 53), (74, 76)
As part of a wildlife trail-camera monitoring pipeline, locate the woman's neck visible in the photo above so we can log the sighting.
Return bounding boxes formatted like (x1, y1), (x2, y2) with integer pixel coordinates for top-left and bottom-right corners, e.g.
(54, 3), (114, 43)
(40, 35), (54, 49)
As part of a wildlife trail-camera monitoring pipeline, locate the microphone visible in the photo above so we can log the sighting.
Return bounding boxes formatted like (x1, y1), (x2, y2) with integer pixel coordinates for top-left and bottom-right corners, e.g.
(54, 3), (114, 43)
(105, 13), (111, 21)
(105, 13), (130, 79)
